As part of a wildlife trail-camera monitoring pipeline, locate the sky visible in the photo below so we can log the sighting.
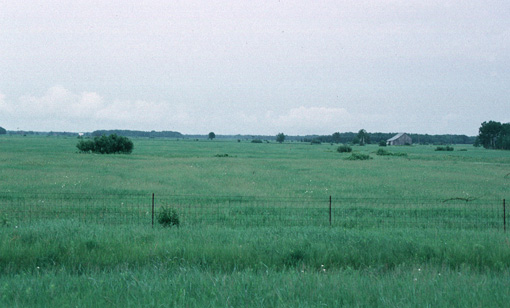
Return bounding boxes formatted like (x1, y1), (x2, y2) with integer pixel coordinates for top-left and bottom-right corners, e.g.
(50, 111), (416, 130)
(1, 1), (509, 136)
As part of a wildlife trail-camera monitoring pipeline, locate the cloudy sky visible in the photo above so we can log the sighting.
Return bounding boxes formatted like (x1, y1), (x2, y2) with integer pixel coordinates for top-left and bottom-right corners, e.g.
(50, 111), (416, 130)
(1, 1), (509, 135)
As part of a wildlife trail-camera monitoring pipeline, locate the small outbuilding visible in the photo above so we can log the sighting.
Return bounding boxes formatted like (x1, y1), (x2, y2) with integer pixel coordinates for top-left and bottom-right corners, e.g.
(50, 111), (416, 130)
(387, 133), (412, 146)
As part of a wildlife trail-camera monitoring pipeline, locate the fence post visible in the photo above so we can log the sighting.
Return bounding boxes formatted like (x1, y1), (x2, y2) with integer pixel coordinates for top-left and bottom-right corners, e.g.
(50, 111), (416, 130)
(504, 199), (506, 233)
(329, 195), (332, 226)
(152, 193), (155, 228)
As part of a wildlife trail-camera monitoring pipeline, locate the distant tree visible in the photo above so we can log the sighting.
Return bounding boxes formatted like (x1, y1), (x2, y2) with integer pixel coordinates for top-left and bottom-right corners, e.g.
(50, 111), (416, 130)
(332, 132), (341, 144)
(478, 121), (503, 149)
(208, 132), (216, 140)
(357, 129), (370, 146)
(0, 127), (6, 135)
(496, 123), (510, 150)
(77, 134), (133, 154)
(276, 133), (285, 143)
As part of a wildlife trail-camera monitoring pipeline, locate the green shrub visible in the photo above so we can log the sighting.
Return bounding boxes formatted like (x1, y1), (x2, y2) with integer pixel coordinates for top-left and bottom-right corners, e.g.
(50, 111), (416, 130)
(214, 154), (229, 157)
(157, 207), (180, 227)
(337, 145), (352, 153)
(435, 146), (454, 151)
(345, 153), (372, 160)
(77, 134), (133, 154)
(251, 139), (263, 143)
(376, 149), (408, 157)
(379, 140), (387, 147)
(310, 139), (321, 145)
(376, 149), (390, 156)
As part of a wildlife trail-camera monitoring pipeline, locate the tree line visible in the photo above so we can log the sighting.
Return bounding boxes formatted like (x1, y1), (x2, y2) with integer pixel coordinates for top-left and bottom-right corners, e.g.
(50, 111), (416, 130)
(91, 130), (183, 138)
(475, 121), (510, 150)
(300, 132), (475, 145)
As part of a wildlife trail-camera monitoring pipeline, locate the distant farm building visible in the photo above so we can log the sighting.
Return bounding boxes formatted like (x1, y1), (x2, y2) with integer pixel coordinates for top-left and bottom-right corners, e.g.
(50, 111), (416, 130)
(387, 133), (412, 146)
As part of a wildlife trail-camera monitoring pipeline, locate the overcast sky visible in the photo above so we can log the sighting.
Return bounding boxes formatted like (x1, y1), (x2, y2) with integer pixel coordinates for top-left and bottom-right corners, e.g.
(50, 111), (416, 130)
(1, 1), (509, 135)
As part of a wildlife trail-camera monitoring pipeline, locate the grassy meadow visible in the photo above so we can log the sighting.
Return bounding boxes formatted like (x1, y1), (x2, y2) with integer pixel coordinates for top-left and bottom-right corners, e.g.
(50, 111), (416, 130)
(1, 135), (510, 307)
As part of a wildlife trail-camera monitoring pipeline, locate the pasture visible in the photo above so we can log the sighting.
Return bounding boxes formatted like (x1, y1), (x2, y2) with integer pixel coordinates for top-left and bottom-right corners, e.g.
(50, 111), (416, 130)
(1, 135), (510, 307)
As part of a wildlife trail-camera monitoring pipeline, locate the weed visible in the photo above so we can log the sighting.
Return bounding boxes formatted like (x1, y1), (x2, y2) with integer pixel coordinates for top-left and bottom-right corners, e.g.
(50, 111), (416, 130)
(157, 207), (180, 227)
(337, 145), (352, 153)
(345, 153), (372, 160)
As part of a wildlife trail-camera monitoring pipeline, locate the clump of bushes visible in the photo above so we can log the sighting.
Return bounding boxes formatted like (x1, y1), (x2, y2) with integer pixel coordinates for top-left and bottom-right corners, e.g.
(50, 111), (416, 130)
(345, 153), (372, 160)
(435, 146), (454, 151)
(77, 134), (133, 154)
(157, 207), (180, 227)
(251, 139), (263, 143)
(378, 140), (387, 147)
(214, 154), (230, 157)
(310, 139), (322, 145)
(337, 145), (352, 153)
(376, 149), (408, 157)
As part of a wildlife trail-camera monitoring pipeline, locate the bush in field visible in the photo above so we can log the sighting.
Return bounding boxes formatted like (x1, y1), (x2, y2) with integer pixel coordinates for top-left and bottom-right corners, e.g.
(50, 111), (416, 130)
(376, 149), (408, 157)
(157, 207), (180, 227)
(435, 146), (454, 151)
(251, 139), (263, 143)
(379, 140), (387, 147)
(345, 152), (372, 160)
(76, 139), (95, 152)
(77, 134), (133, 154)
(337, 145), (352, 153)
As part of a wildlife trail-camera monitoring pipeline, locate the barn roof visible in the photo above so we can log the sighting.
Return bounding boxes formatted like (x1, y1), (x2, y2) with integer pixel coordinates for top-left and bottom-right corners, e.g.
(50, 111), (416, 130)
(387, 133), (407, 142)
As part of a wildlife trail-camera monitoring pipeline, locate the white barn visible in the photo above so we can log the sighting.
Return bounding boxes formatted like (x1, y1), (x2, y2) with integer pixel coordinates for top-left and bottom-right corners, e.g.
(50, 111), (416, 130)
(387, 133), (412, 146)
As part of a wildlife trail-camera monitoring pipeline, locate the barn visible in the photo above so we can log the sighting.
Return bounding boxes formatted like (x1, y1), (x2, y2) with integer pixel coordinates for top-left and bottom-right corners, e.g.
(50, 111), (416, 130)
(387, 133), (412, 146)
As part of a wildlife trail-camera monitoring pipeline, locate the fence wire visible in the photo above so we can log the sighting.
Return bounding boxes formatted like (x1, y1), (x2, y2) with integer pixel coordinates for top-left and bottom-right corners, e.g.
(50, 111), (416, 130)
(0, 193), (507, 231)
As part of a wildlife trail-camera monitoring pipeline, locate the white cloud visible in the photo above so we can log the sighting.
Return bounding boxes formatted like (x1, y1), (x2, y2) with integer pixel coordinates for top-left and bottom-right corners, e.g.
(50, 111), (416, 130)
(0, 86), (492, 135)
(1, 86), (191, 132)
(265, 106), (354, 134)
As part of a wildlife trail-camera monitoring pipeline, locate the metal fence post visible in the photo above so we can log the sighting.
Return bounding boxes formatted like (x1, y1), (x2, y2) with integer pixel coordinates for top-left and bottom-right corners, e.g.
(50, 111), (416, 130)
(152, 193), (155, 228)
(329, 196), (332, 226)
(504, 199), (506, 232)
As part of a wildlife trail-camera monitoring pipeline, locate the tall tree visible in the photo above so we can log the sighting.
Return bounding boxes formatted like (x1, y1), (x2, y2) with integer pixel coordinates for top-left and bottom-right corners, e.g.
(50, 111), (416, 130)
(496, 123), (510, 150)
(357, 129), (370, 146)
(478, 121), (502, 149)
(208, 132), (216, 140)
(332, 132), (341, 144)
(276, 133), (285, 143)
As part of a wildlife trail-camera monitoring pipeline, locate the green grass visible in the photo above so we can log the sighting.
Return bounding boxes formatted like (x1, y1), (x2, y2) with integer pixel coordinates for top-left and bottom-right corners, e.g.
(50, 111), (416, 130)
(1, 135), (510, 306)
(1, 221), (510, 307)
(2, 136), (509, 200)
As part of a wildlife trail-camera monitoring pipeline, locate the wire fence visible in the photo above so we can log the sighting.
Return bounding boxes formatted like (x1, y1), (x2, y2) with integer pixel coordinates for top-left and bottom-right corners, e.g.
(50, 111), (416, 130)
(0, 193), (507, 231)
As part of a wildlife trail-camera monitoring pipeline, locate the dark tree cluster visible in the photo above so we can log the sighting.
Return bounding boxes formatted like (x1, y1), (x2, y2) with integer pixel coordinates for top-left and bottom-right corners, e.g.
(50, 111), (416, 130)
(77, 134), (134, 154)
(476, 121), (510, 150)
(303, 132), (474, 145)
(91, 130), (182, 138)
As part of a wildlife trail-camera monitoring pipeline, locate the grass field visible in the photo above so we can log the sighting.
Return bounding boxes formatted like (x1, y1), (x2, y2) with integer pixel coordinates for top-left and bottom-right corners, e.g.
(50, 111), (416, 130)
(1, 135), (510, 307)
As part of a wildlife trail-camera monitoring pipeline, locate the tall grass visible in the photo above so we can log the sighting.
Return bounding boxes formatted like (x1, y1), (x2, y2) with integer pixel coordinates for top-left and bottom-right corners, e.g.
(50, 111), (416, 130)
(2, 221), (510, 274)
(1, 221), (510, 306)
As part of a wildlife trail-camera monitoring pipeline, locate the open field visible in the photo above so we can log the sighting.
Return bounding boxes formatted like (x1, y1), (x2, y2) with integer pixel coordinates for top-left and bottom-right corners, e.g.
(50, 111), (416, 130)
(1, 135), (510, 307)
